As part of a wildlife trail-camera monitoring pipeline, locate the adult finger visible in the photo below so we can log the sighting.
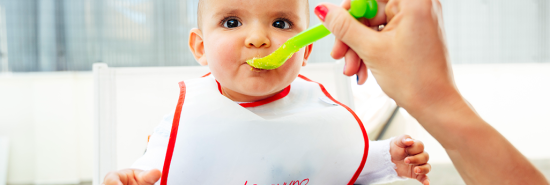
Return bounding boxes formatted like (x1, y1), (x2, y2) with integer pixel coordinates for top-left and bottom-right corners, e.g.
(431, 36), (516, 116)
(340, 0), (390, 26)
(318, 3), (379, 51)
(343, 49), (361, 76)
(137, 169), (162, 185)
(357, 61), (368, 85)
(406, 152), (429, 165)
(365, 1), (388, 27)
(340, 0), (351, 9)
(384, 0), (401, 23)
(331, 39), (349, 60)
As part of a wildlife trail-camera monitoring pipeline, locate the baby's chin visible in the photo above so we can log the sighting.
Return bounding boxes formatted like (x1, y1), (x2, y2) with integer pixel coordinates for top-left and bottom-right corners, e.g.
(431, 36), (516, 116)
(236, 71), (300, 98)
(236, 81), (287, 97)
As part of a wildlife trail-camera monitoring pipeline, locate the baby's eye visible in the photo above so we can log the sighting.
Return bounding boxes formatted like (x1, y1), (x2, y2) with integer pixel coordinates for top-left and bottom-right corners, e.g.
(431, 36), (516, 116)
(223, 19), (242, 28)
(272, 20), (290, 29)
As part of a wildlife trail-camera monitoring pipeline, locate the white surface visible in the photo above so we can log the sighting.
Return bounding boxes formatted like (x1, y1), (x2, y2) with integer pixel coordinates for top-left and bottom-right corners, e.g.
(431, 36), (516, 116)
(0, 137), (8, 185)
(0, 72), (93, 184)
(380, 63), (550, 163)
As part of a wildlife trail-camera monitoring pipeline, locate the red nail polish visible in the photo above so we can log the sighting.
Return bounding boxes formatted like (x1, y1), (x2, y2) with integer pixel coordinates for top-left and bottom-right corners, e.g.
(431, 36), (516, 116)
(314, 5), (328, 22)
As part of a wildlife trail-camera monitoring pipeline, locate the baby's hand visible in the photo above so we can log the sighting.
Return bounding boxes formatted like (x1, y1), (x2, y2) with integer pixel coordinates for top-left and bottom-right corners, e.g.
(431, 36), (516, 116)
(390, 135), (431, 185)
(102, 169), (161, 185)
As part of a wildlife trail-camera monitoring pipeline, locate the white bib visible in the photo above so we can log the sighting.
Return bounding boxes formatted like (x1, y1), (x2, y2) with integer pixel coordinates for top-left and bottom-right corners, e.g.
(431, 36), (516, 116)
(159, 75), (369, 185)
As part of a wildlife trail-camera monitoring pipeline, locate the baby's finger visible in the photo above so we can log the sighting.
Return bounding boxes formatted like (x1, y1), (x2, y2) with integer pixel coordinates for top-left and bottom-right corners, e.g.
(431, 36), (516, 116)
(414, 163), (432, 175)
(137, 169), (162, 185)
(405, 152), (429, 165)
(343, 49), (361, 76)
(331, 39), (348, 60)
(406, 139), (425, 155)
(416, 174), (430, 185)
(103, 171), (125, 185)
(393, 135), (413, 148)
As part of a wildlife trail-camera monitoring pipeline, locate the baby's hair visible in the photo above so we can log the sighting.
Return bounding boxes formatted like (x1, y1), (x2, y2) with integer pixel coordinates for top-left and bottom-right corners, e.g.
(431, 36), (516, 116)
(197, 0), (310, 29)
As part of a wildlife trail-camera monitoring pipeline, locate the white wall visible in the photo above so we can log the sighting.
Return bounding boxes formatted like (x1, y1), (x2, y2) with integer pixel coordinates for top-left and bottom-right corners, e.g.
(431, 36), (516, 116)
(0, 72), (93, 184)
(1, 63), (550, 183)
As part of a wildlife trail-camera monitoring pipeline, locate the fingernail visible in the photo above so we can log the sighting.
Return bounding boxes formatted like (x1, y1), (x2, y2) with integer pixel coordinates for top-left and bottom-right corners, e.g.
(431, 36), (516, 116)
(343, 64), (346, 74)
(314, 5), (328, 22)
(404, 138), (414, 142)
(416, 168), (421, 173)
(405, 158), (410, 164)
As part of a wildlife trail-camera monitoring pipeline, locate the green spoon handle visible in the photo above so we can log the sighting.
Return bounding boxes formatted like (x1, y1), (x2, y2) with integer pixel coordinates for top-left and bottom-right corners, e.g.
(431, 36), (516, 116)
(286, 23), (330, 50)
(284, 0), (378, 51)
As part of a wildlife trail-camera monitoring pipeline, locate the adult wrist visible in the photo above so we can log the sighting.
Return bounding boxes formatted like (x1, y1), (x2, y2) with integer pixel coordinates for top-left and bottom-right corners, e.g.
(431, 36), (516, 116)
(401, 83), (465, 119)
(404, 89), (483, 148)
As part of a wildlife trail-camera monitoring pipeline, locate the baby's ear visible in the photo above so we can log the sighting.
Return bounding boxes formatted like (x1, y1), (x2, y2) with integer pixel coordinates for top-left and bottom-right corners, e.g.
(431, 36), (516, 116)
(189, 28), (207, 66)
(302, 44), (313, 67)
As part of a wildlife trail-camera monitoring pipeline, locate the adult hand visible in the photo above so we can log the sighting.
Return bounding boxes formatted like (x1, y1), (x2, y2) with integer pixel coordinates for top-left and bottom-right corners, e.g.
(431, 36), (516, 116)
(317, 0), (455, 116)
(103, 169), (161, 185)
(315, 0), (549, 184)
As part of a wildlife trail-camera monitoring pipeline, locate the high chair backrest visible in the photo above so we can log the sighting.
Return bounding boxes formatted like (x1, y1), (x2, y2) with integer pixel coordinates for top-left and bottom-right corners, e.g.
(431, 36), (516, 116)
(0, 136), (8, 185)
(92, 62), (355, 185)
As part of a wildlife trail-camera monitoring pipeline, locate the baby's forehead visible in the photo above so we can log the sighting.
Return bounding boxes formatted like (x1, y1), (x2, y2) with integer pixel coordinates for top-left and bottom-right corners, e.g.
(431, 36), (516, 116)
(197, 0), (309, 28)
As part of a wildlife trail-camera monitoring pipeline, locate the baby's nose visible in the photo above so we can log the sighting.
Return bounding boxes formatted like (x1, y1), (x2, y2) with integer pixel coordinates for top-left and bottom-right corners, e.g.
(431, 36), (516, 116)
(245, 31), (271, 48)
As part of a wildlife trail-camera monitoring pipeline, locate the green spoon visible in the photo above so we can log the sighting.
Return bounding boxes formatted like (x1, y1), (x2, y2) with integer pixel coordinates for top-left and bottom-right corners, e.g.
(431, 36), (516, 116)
(246, 0), (378, 70)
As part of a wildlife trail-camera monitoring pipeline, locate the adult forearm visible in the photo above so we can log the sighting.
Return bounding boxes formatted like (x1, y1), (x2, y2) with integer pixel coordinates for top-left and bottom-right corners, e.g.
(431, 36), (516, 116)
(411, 95), (548, 184)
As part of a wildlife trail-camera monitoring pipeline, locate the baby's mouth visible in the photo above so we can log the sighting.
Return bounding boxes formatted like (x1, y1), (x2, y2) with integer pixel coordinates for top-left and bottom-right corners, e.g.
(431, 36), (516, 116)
(243, 61), (267, 72)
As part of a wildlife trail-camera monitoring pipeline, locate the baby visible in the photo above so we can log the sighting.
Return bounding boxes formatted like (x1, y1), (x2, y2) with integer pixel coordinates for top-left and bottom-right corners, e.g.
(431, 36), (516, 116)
(103, 0), (431, 184)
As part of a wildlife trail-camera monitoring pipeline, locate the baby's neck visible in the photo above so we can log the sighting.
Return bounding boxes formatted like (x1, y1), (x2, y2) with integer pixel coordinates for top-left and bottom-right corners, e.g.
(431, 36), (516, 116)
(220, 86), (280, 103)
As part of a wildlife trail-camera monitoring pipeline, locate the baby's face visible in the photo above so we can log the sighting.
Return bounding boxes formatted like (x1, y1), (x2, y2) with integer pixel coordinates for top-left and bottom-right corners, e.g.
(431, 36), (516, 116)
(190, 0), (311, 101)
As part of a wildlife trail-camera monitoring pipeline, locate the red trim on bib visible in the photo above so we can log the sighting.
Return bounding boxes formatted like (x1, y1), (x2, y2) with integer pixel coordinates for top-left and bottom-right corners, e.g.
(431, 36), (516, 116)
(239, 85), (290, 107)
(216, 80), (223, 94)
(160, 81), (187, 185)
(211, 76), (291, 108)
(297, 74), (369, 185)
(201, 72), (211, 77)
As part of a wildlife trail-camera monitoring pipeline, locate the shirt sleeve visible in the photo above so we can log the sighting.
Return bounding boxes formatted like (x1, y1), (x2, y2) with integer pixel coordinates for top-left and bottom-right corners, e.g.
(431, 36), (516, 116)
(354, 138), (408, 185)
(131, 113), (174, 171)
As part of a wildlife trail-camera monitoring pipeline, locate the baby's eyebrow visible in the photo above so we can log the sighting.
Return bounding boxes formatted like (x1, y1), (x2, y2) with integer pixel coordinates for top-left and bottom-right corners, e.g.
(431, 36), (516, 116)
(211, 8), (242, 18)
(270, 11), (300, 21)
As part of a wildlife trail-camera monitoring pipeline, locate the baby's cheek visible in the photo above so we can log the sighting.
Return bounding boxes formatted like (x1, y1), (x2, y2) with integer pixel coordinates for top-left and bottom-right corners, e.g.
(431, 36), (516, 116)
(281, 49), (305, 70)
(216, 42), (238, 57)
(205, 37), (240, 63)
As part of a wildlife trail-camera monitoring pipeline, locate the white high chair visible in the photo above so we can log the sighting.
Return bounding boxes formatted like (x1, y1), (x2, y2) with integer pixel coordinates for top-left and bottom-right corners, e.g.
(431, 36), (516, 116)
(0, 137), (8, 185)
(92, 62), (397, 185)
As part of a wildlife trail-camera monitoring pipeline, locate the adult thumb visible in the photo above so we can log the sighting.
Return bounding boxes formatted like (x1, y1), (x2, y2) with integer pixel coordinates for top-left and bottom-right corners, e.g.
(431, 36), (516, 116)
(316, 3), (378, 50)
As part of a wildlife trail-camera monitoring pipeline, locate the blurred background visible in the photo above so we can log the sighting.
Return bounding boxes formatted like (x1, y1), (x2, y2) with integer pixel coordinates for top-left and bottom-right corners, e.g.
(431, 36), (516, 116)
(0, 0), (549, 184)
